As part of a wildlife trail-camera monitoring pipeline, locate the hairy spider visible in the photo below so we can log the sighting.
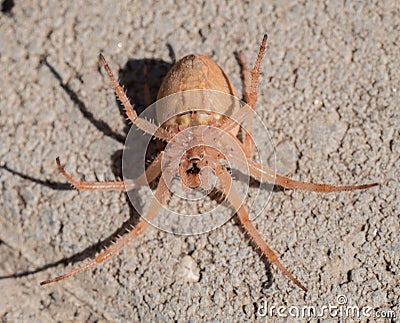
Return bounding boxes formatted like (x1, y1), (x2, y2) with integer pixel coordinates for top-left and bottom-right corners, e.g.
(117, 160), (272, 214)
(40, 35), (377, 291)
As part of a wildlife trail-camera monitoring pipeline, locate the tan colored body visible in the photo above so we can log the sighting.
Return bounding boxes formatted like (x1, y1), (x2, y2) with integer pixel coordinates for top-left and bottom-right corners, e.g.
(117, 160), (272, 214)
(41, 36), (377, 292)
(156, 54), (238, 130)
(157, 54), (237, 99)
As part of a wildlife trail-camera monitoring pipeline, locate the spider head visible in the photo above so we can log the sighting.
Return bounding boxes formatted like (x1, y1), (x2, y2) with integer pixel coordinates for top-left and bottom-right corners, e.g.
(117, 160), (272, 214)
(179, 145), (209, 189)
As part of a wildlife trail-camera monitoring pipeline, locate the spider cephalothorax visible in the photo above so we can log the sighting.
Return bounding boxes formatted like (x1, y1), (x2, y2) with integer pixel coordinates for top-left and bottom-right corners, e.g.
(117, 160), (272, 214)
(179, 145), (207, 189)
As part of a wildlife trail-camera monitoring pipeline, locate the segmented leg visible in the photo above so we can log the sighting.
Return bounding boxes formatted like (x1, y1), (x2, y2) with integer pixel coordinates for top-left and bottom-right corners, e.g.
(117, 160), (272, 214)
(247, 34), (268, 109)
(128, 151), (163, 188)
(56, 152), (163, 192)
(99, 54), (173, 142)
(217, 133), (378, 193)
(56, 157), (128, 191)
(243, 35), (268, 157)
(40, 173), (171, 285)
(235, 51), (255, 158)
(246, 158), (379, 192)
(214, 164), (307, 291)
(223, 35), (268, 149)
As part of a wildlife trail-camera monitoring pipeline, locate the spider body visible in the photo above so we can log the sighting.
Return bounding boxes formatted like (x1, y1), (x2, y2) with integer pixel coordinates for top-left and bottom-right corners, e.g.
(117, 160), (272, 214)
(40, 35), (377, 291)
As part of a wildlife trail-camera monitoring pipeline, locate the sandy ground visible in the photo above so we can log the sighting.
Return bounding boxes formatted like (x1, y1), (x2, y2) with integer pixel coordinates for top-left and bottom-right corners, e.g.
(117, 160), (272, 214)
(0, 1), (399, 321)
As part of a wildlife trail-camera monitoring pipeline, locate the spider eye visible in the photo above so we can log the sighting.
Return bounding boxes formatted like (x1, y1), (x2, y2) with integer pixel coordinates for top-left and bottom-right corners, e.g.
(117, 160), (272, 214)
(189, 153), (204, 162)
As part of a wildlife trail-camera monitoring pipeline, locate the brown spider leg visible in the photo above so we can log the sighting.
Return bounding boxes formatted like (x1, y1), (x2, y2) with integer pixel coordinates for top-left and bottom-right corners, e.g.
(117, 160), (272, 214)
(243, 34), (268, 157)
(246, 158), (379, 192)
(40, 173), (171, 285)
(56, 157), (127, 191)
(217, 134), (378, 192)
(99, 54), (173, 142)
(56, 152), (163, 191)
(235, 51), (254, 158)
(213, 165), (307, 291)
(221, 106), (251, 135)
(128, 151), (163, 188)
(248, 34), (268, 108)
(222, 35), (268, 143)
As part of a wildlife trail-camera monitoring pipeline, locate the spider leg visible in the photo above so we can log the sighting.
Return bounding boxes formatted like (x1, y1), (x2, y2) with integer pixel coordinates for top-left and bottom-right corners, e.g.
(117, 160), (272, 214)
(127, 151), (163, 188)
(40, 173), (171, 285)
(214, 165), (307, 291)
(235, 51), (255, 159)
(248, 34), (268, 109)
(233, 34), (377, 189)
(56, 157), (127, 191)
(241, 34), (268, 158)
(217, 133), (378, 193)
(56, 152), (163, 191)
(222, 35), (268, 154)
(99, 54), (173, 142)
(246, 158), (379, 192)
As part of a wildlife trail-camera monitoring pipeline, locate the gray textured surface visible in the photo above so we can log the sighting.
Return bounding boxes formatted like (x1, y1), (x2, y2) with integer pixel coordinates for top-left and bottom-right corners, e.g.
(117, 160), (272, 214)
(0, 1), (399, 321)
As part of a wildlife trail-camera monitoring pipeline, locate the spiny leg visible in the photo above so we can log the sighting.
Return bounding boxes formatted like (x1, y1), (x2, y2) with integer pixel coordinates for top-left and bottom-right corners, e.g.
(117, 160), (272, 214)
(99, 54), (173, 142)
(235, 35), (377, 189)
(56, 152), (163, 192)
(214, 165), (307, 291)
(217, 133), (378, 193)
(128, 151), (163, 189)
(236, 204), (308, 291)
(242, 34), (268, 158)
(248, 34), (268, 109)
(235, 51), (255, 159)
(40, 173), (171, 285)
(56, 157), (127, 191)
(246, 158), (379, 192)
(40, 218), (150, 285)
(221, 35), (268, 156)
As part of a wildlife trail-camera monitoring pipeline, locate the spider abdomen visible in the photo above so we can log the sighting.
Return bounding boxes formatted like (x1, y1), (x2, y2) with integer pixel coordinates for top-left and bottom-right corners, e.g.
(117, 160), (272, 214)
(156, 54), (238, 129)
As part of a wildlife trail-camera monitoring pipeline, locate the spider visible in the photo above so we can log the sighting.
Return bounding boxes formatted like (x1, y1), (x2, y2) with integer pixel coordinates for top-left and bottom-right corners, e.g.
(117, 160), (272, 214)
(40, 35), (377, 291)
